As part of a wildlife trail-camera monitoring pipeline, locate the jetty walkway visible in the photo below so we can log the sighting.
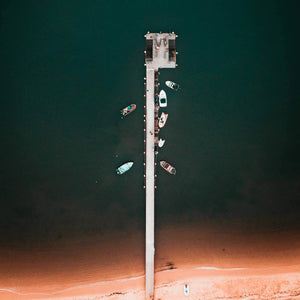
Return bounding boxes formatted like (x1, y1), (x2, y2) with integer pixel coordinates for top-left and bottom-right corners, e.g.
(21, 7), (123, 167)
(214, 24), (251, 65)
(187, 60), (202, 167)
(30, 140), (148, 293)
(144, 32), (177, 299)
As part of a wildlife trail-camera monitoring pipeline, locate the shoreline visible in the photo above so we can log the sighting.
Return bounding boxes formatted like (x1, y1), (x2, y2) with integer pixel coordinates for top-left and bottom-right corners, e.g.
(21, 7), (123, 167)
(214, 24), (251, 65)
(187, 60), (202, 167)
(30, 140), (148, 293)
(1, 224), (300, 299)
(1, 264), (300, 299)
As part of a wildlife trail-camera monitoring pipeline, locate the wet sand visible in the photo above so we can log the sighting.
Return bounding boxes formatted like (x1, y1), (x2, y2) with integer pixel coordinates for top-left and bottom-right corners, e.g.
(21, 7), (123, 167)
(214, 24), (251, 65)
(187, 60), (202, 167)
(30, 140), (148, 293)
(1, 223), (300, 299)
(2, 265), (300, 299)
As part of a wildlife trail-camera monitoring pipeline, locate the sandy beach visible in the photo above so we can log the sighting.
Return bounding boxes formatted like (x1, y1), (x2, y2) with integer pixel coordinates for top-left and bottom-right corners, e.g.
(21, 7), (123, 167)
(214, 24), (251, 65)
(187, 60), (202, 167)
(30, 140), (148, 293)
(1, 224), (300, 299)
(1, 265), (300, 299)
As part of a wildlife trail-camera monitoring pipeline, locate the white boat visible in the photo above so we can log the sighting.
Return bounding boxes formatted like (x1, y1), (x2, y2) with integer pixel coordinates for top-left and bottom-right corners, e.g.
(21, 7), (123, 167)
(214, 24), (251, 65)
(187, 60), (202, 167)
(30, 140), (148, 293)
(158, 90), (167, 107)
(158, 139), (165, 148)
(158, 112), (168, 128)
(116, 162), (134, 175)
(184, 284), (190, 296)
(165, 80), (179, 91)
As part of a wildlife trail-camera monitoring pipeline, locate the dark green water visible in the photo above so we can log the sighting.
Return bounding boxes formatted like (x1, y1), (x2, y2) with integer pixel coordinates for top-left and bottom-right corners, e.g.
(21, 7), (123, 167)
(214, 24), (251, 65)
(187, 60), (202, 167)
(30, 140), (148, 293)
(1, 1), (299, 246)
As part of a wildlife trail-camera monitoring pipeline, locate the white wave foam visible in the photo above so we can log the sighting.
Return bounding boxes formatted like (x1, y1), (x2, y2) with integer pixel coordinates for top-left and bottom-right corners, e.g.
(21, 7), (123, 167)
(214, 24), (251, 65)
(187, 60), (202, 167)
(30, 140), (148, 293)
(0, 274), (145, 296)
(0, 267), (248, 296)
(195, 266), (247, 271)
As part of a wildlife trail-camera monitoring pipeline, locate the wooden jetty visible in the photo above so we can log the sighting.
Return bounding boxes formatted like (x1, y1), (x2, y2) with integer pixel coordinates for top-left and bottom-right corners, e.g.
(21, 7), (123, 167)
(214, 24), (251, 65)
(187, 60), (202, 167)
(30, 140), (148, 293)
(144, 32), (178, 299)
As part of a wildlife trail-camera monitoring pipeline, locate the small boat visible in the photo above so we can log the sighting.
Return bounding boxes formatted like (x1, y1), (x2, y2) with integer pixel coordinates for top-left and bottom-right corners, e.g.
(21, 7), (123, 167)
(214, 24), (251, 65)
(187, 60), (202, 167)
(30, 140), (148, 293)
(158, 138), (165, 148)
(160, 161), (176, 175)
(165, 80), (179, 91)
(121, 104), (136, 117)
(158, 112), (168, 128)
(158, 90), (167, 107)
(184, 284), (190, 296)
(116, 162), (134, 175)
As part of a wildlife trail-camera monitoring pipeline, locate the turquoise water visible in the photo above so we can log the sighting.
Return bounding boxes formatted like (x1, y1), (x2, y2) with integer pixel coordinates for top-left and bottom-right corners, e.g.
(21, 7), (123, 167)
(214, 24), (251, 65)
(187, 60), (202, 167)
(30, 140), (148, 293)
(0, 1), (299, 245)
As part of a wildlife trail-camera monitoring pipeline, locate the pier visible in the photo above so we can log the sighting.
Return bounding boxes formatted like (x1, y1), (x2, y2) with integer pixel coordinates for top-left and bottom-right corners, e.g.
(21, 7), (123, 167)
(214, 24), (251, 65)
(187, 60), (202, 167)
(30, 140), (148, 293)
(144, 32), (177, 299)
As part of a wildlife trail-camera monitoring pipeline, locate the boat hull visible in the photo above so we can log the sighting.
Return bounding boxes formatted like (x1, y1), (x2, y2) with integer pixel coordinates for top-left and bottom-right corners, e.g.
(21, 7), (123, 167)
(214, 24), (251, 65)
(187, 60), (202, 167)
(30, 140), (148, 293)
(121, 104), (136, 117)
(165, 80), (179, 91)
(158, 112), (168, 128)
(160, 160), (176, 175)
(158, 90), (167, 107)
(116, 162), (134, 175)
(158, 138), (165, 148)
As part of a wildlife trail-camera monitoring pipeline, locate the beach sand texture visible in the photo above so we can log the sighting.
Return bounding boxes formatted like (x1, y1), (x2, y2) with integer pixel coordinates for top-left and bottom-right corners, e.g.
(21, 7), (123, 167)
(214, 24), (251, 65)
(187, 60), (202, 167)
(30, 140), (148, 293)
(1, 225), (300, 299)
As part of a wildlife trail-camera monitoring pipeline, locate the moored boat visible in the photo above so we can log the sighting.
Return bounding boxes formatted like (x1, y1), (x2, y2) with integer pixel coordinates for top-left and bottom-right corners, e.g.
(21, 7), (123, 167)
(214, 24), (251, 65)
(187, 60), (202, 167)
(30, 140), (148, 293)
(116, 162), (134, 175)
(165, 80), (179, 91)
(160, 160), (176, 175)
(121, 104), (136, 117)
(158, 90), (167, 107)
(158, 138), (165, 148)
(158, 112), (168, 128)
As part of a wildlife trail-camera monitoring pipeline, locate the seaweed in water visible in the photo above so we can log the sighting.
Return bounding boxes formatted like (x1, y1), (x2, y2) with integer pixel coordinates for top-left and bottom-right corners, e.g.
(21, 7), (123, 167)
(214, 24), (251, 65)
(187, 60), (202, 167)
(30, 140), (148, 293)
(108, 291), (125, 297)
(166, 261), (176, 270)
